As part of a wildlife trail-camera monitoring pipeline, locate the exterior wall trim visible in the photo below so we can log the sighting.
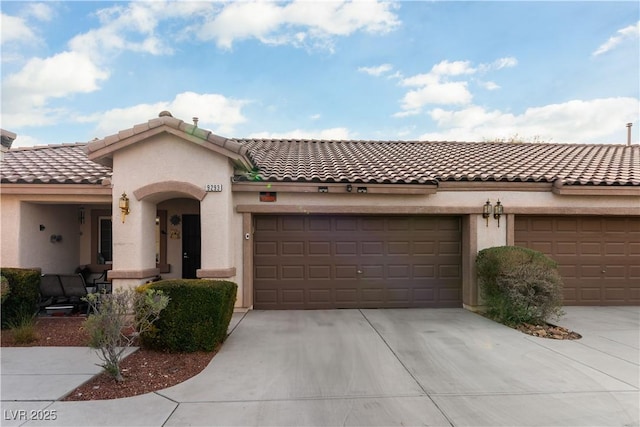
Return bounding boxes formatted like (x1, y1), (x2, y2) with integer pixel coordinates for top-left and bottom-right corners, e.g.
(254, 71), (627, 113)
(232, 182), (437, 195)
(134, 181), (207, 202)
(237, 204), (483, 214)
(438, 181), (553, 191)
(108, 268), (160, 279)
(0, 184), (112, 196)
(197, 267), (236, 279)
(508, 207), (640, 215)
(552, 185), (640, 196)
(242, 213), (253, 308)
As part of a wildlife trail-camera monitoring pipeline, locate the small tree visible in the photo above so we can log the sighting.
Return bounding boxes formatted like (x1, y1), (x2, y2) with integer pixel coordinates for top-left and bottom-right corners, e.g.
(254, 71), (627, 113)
(84, 288), (169, 382)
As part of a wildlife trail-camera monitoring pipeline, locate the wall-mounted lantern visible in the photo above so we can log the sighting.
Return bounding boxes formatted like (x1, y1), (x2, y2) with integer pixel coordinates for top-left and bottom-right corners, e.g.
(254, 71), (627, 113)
(346, 184), (353, 193)
(482, 200), (492, 227)
(493, 199), (504, 227)
(119, 192), (130, 223)
(78, 207), (85, 225)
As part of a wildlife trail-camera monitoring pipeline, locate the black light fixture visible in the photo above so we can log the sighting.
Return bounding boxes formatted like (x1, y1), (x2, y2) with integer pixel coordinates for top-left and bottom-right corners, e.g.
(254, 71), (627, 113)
(357, 187), (367, 193)
(318, 186), (329, 193)
(482, 200), (492, 227)
(493, 199), (504, 227)
(346, 184), (353, 192)
(78, 207), (85, 225)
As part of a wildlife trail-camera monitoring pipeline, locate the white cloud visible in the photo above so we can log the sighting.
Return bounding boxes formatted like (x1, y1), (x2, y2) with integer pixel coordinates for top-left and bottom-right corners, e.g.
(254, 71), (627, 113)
(9, 134), (48, 149)
(401, 82), (472, 109)
(249, 127), (352, 140)
(489, 57), (518, 70)
(394, 57), (516, 114)
(24, 3), (54, 22)
(1, 51), (109, 129)
(0, 13), (38, 45)
(358, 64), (393, 76)
(479, 81), (500, 90)
(420, 97), (639, 144)
(197, 0), (400, 50)
(68, 3), (174, 62)
(593, 21), (640, 56)
(310, 114), (322, 120)
(431, 60), (476, 76)
(77, 92), (250, 137)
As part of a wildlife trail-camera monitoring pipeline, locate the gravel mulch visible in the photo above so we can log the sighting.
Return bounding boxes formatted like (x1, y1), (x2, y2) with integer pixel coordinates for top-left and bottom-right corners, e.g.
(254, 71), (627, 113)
(1, 316), (216, 401)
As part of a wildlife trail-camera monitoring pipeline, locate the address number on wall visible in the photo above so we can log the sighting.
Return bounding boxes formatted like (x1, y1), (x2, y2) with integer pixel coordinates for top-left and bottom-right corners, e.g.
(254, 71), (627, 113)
(205, 184), (223, 192)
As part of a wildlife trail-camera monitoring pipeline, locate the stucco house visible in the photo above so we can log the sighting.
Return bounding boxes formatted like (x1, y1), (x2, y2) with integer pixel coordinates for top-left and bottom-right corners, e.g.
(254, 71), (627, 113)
(1, 112), (638, 310)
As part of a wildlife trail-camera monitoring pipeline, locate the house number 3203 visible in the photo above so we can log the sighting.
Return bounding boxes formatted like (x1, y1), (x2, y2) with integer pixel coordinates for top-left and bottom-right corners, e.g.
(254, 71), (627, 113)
(205, 184), (223, 192)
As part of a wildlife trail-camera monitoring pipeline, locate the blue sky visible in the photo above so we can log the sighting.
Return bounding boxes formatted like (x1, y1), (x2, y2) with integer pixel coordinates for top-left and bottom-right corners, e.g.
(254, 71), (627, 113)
(1, 1), (639, 148)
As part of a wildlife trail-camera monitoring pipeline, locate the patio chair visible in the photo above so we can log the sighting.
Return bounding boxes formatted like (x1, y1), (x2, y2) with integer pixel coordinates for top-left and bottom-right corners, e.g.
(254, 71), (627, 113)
(58, 274), (90, 314)
(39, 274), (73, 315)
(92, 269), (112, 294)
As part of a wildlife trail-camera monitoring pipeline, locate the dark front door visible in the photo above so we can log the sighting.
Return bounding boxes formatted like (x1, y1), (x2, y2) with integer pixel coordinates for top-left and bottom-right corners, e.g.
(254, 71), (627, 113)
(182, 214), (201, 279)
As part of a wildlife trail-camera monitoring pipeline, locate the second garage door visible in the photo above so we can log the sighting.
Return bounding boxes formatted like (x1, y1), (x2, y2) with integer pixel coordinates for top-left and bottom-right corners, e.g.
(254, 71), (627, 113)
(515, 216), (640, 306)
(253, 215), (462, 309)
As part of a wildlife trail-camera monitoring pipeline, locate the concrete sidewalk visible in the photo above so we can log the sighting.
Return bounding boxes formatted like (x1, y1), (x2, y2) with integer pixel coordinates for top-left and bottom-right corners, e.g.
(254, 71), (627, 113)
(1, 307), (638, 426)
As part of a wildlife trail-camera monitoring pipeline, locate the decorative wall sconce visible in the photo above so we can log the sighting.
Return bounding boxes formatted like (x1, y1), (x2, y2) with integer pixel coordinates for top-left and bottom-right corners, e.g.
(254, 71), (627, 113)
(357, 187), (368, 193)
(119, 192), (130, 223)
(346, 184), (353, 193)
(318, 186), (329, 193)
(493, 199), (504, 227)
(482, 200), (492, 227)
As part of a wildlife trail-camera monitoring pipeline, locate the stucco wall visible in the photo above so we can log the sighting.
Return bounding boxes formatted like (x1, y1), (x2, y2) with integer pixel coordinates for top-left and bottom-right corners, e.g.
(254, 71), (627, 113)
(109, 132), (237, 286)
(0, 195), (20, 268)
(18, 203), (80, 274)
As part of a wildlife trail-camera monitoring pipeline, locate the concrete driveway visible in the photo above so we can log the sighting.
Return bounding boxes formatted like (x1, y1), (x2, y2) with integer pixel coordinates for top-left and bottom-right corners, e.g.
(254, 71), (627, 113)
(2, 307), (638, 426)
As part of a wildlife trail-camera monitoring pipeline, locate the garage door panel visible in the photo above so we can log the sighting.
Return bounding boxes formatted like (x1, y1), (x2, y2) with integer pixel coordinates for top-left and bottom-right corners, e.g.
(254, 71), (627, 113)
(515, 216), (639, 306)
(413, 241), (436, 255)
(308, 241), (331, 256)
(282, 217), (305, 231)
(361, 241), (384, 255)
(336, 242), (357, 255)
(254, 215), (462, 309)
(308, 265), (331, 279)
(388, 241), (410, 255)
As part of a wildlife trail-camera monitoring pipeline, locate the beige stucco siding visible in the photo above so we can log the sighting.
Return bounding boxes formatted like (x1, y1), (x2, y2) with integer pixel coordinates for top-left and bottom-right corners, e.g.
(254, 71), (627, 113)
(0, 195), (20, 268)
(109, 132), (238, 286)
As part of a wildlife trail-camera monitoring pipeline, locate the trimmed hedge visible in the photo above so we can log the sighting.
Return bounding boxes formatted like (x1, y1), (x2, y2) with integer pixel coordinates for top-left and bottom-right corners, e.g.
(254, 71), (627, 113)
(1, 268), (41, 328)
(476, 246), (564, 326)
(138, 279), (237, 352)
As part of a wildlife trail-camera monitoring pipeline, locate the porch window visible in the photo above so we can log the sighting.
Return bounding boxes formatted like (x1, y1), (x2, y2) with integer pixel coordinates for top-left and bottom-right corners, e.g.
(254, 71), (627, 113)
(98, 216), (113, 264)
(90, 209), (168, 273)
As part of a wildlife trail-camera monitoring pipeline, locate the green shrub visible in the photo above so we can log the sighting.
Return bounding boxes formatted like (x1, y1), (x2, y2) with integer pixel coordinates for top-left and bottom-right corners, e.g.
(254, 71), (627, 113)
(1, 275), (10, 304)
(139, 279), (237, 352)
(476, 246), (564, 326)
(7, 312), (38, 344)
(1, 268), (41, 329)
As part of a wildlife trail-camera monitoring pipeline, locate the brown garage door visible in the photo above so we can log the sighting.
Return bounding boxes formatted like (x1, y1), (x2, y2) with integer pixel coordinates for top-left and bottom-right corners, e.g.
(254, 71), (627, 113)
(515, 216), (640, 306)
(254, 215), (462, 309)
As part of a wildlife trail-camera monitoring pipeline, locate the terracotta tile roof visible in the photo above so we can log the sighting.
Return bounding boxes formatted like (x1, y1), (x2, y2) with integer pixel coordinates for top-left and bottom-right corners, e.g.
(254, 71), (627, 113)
(1, 143), (111, 184)
(236, 139), (640, 186)
(2, 133), (638, 187)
